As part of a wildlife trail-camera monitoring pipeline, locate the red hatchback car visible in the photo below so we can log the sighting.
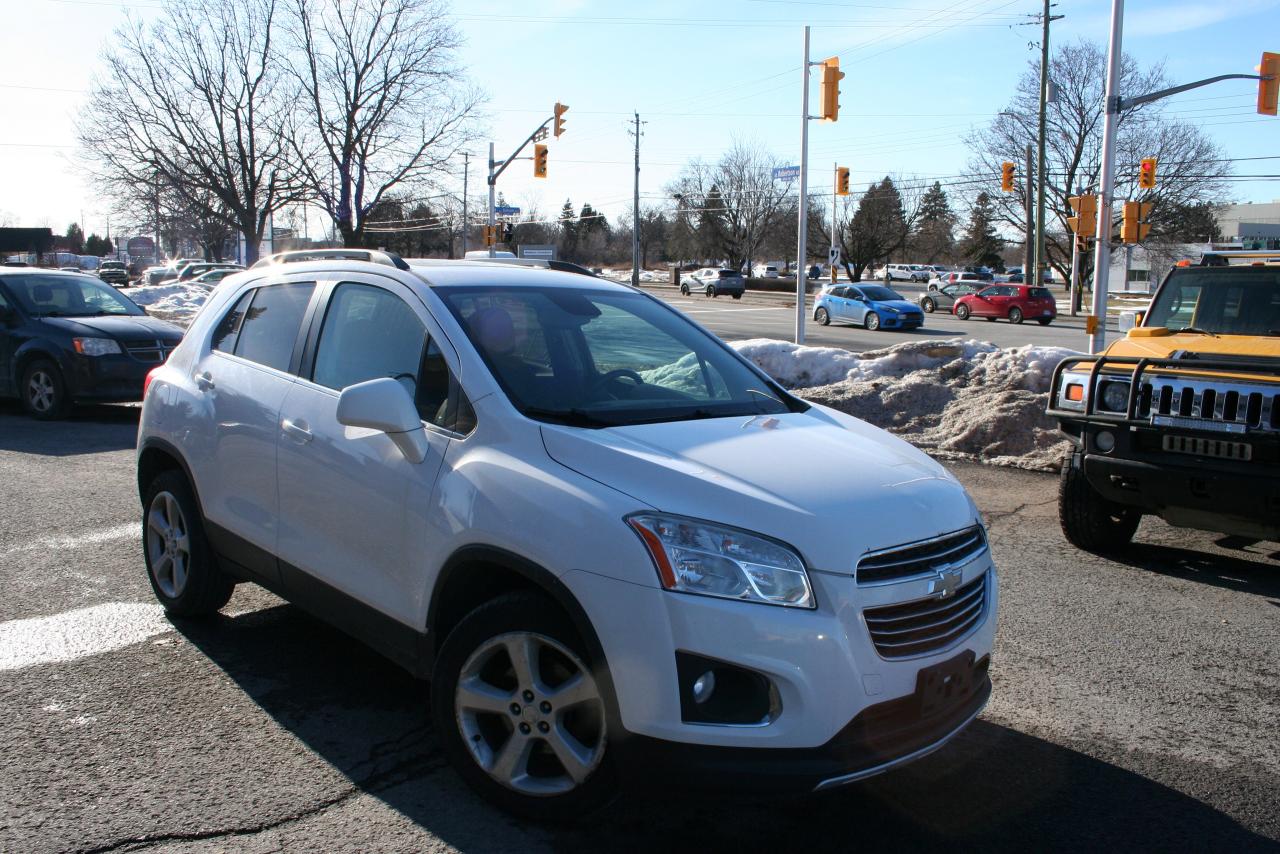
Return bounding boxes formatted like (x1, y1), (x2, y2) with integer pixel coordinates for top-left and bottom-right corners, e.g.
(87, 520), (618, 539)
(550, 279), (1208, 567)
(953, 284), (1056, 325)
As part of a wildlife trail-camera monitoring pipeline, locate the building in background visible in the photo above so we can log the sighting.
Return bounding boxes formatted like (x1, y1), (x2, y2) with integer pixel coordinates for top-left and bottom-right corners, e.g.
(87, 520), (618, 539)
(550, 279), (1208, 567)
(1214, 201), (1280, 250)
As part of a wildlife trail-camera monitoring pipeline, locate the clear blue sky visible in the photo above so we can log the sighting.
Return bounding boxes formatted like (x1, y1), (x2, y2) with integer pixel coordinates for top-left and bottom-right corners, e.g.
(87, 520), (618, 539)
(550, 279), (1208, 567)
(1, 0), (1276, 239)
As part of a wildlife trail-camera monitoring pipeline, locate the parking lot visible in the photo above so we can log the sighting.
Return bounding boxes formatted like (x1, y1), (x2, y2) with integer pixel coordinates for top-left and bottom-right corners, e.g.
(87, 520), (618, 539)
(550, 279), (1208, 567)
(3, 402), (1278, 852)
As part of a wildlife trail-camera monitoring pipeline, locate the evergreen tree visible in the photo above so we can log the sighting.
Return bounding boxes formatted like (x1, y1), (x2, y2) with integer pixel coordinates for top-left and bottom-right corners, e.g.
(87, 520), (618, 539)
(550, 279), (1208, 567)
(65, 223), (85, 254)
(912, 181), (956, 263)
(960, 192), (1004, 269)
(840, 177), (908, 281)
(558, 199), (579, 262)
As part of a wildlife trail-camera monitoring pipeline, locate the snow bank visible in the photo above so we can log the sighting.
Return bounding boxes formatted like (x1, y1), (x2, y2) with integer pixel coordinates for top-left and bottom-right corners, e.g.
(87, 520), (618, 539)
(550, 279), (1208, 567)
(730, 337), (1081, 470)
(128, 283), (210, 323)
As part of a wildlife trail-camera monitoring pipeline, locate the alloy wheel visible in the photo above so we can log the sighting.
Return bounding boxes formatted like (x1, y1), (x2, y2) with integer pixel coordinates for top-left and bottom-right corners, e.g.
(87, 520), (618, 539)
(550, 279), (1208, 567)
(146, 491), (191, 598)
(27, 370), (56, 413)
(455, 631), (606, 797)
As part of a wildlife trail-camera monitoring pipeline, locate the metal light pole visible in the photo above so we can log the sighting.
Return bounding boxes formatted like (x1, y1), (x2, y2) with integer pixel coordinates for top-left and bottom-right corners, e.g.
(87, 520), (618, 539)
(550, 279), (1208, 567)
(632, 111), (642, 288)
(795, 25), (812, 344)
(487, 142), (497, 259)
(1090, 0), (1124, 354)
(1032, 0), (1051, 286)
(461, 152), (470, 256)
(831, 162), (839, 285)
(1024, 143), (1035, 275)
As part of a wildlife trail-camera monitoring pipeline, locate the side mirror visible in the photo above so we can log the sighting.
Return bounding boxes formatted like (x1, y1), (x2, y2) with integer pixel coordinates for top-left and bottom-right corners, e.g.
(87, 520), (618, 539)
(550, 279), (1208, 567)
(336, 377), (428, 464)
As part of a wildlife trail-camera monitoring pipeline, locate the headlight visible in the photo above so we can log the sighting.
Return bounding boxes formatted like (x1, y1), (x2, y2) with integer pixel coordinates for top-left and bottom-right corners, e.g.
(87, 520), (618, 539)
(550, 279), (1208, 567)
(627, 513), (814, 609)
(1099, 380), (1131, 413)
(72, 337), (122, 356)
(884, 305), (900, 313)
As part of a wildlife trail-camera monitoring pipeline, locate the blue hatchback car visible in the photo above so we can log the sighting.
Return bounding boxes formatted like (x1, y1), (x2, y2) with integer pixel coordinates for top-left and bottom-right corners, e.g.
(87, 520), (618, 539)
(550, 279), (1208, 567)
(813, 284), (925, 331)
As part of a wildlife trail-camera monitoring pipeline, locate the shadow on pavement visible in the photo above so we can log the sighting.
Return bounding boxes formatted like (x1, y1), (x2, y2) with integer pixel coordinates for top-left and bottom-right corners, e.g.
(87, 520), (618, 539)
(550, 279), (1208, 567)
(0, 401), (139, 456)
(175, 602), (1271, 852)
(1114, 541), (1280, 600)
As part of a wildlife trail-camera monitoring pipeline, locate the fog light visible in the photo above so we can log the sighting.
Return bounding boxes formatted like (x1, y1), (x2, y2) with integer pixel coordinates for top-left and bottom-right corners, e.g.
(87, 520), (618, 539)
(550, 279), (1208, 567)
(692, 671), (716, 704)
(1095, 430), (1116, 452)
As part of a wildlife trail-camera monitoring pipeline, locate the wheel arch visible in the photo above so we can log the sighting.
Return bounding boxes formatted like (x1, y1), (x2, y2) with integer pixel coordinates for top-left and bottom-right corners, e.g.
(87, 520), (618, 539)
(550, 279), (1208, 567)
(12, 341), (68, 389)
(137, 437), (204, 512)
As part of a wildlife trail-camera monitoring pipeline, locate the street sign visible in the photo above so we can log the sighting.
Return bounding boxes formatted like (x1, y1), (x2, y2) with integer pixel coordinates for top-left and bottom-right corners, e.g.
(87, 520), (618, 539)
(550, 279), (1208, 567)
(772, 165), (800, 181)
(126, 236), (155, 256)
(495, 205), (521, 216)
(828, 246), (841, 267)
(518, 244), (555, 260)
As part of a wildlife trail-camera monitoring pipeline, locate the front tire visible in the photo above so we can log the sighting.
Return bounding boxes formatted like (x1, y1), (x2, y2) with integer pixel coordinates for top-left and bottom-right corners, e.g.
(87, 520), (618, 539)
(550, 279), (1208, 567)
(432, 592), (617, 821)
(705, 285), (716, 298)
(1008, 306), (1024, 324)
(1058, 457), (1141, 553)
(21, 359), (72, 420)
(955, 303), (971, 320)
(142, 470), (234, 617)
(864, 312), (881, 331)
(921, 297), (935, 313)
(679, 284), (690, 296)
(815, 307), (830, 326)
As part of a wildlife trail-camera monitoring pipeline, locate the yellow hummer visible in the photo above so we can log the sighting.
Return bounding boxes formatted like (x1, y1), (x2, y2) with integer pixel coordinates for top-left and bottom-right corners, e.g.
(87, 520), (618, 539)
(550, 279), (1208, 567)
(1048, 252), (1280, 552)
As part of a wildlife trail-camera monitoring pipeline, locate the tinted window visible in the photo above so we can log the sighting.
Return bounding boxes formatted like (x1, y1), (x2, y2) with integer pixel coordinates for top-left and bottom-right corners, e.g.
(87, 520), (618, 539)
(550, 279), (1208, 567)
(313, 283), (425, 395)
(859, 286), (902, 301)
(212, 291), (254, 353)
(978, 287), (1000, 297)
(234, 282), (315, 372)
(4, 274), (143, 317)
(417, 338), (476, 434)
(1029, 287), (1052, 299)
(1146, 270), (1280, 334)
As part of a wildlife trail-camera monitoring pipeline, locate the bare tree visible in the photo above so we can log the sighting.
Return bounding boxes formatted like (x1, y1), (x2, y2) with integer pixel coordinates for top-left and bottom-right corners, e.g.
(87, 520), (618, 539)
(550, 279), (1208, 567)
(668, 141), (794, 272)
(78, 0), (300, 264)
(967, 38), (1229, 282)
(287, 0), (479, 248)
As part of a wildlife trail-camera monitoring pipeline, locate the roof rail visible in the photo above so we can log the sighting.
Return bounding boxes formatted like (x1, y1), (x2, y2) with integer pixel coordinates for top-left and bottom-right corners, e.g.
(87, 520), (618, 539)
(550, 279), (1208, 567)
(250, 249), (410, 270)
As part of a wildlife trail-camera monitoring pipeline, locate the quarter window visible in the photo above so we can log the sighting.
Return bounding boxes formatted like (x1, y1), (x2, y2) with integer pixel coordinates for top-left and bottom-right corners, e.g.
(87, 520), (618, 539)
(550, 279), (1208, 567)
(234, 282), (315, 372)
(212, 291), (254, 354)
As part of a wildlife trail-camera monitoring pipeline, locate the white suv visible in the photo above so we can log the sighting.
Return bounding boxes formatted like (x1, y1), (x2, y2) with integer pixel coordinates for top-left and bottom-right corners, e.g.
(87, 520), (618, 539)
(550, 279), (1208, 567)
(136, 259), (997, 818)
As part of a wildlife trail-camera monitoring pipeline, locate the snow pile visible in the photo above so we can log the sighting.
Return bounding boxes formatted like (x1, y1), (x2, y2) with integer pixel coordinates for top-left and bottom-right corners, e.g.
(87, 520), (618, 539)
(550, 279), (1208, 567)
(127, 283), (211, 323)
(731, 337), (1081, 470)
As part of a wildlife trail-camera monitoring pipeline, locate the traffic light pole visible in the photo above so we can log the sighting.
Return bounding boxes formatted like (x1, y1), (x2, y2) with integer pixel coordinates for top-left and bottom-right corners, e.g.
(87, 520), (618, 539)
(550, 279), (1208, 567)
(831, 162), (838, 285)
(795, 25), (812, 345)
(488, 116), (555, 259)
(1089, 0), (1124, 354)
(1032, 0), (1051, 289)
(1023, 143), (1034, 276)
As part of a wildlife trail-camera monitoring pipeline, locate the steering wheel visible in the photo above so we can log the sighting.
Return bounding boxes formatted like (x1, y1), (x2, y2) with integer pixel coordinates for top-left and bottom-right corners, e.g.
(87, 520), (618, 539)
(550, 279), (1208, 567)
(590, 368), (645, 398)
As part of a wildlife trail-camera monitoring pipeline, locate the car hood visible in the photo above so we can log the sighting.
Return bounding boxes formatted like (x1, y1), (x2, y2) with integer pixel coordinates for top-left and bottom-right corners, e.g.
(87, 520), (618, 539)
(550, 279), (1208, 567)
(871, 299), (923, 313)
(540, 406), (977, 573)
(41, 315), (184, 342)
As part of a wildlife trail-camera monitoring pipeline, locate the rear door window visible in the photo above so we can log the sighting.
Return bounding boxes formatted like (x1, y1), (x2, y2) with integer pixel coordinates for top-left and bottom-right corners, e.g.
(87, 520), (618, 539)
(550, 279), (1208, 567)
(234, 282), (315, 372)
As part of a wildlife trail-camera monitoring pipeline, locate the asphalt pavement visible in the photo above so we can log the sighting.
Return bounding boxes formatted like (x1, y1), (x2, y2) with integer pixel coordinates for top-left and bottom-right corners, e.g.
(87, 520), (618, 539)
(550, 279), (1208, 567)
(2, 402), (1278, 853)
(635, 280), (1113, 353)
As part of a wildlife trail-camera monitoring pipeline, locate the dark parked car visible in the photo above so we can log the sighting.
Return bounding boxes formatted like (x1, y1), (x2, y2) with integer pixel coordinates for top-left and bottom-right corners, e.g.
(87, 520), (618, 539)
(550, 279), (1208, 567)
(953, 284), (1056, 325)
(919, 282), (978, 313)
(0, 270), (183, 418)
(98, 260), (130, 287)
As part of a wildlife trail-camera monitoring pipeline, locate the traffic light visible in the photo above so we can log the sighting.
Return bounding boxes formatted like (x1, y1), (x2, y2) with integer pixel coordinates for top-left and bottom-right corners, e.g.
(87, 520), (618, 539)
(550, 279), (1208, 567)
(500, 222), (514, 243)
(482, 225), (496, 246)
(1259, 52), (1279, 116)
(1067, 193), (1098, 238)
(820, 57), (843, 122)
(1121, 201), (1153, 244)
(1138, 157), (1157, 190)
(835, 166), (850, 196)
(1000, 161), (1015, 192)
(533, 143), (548, 178)
(554, 102), (569, 138)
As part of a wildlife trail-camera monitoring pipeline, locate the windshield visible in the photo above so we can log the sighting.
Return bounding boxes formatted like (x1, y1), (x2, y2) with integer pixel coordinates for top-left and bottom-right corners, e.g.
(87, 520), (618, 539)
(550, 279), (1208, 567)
(857, 286), (903, 301)
(438, 285), (802, 427)
(1145, 269), (1280, 335)
(3, 274), (144, 317)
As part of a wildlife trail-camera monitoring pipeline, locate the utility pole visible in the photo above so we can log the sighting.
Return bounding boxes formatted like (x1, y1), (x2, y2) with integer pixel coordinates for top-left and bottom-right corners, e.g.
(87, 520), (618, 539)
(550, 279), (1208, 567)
(1024, 143), (1034, 275)
(461, 152), (470, 256)
(630, 111), (643, 287)
(796, 26), (812, 344)
(487, 142), (497, 259)
(1032, 0), (1052, 288)
(831, 162), (839, 285)
(1090, 0), (1124, 354)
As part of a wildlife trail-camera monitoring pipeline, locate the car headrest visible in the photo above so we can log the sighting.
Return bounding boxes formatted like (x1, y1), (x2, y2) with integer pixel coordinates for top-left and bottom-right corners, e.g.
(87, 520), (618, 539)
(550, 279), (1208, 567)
(469, 306), (517, 355)
(32, 284), (53, 302)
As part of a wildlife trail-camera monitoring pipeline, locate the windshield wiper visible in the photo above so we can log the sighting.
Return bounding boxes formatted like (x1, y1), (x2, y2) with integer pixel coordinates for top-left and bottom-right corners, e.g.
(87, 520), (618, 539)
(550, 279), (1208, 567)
(746, 387), (783, 406)
(1170, 326), (1217, 336)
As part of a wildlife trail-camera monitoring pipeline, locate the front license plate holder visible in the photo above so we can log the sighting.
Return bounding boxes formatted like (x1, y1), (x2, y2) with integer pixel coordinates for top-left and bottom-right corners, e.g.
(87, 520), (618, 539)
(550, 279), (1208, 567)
(916, 651), (977, 718)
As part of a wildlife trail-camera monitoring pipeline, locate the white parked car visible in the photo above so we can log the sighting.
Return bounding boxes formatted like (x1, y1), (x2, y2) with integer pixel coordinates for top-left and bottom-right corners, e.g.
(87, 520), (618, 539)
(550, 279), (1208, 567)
(883, 263), (929, 282)
(136, 257), (997, 819)
(751, 263), (780, 278)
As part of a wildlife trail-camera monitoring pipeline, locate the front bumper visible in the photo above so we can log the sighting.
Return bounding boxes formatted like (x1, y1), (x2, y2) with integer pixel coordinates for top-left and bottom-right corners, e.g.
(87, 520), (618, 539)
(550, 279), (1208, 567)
(64, 352), (157, 402)
(881, 313), (924, 329)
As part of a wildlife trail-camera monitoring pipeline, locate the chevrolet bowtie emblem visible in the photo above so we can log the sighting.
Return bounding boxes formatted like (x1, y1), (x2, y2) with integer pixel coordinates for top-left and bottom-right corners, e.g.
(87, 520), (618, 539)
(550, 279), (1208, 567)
(930, 567), (963, 599)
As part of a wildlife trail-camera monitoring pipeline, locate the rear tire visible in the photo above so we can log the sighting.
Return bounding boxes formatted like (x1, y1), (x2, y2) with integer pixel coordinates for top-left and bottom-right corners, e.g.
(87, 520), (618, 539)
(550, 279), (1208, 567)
(1008, 306), (1024, 324)
(706, 285), (716, 298)
(142, 470), (234, 617)
(1037, 318), (1053, 326)
(21, 359), (72, 420)
(732, 293), (742, 300)
(1058, 457), (1141, 553)
(679, 284), (690, 296)
(955, 304), (971, 320)
(921, 297), (935, 313)
(432, 592), (618, 821)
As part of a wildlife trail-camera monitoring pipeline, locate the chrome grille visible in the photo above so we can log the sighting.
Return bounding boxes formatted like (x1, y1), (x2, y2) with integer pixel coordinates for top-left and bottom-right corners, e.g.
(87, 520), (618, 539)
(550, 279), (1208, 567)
(1162, 435), (1252, 461)
(856, 526), (987, 585)
(1139, 376), (1279, 433)
(122, 338), (177, 364)
(864, 573), (987, 659)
